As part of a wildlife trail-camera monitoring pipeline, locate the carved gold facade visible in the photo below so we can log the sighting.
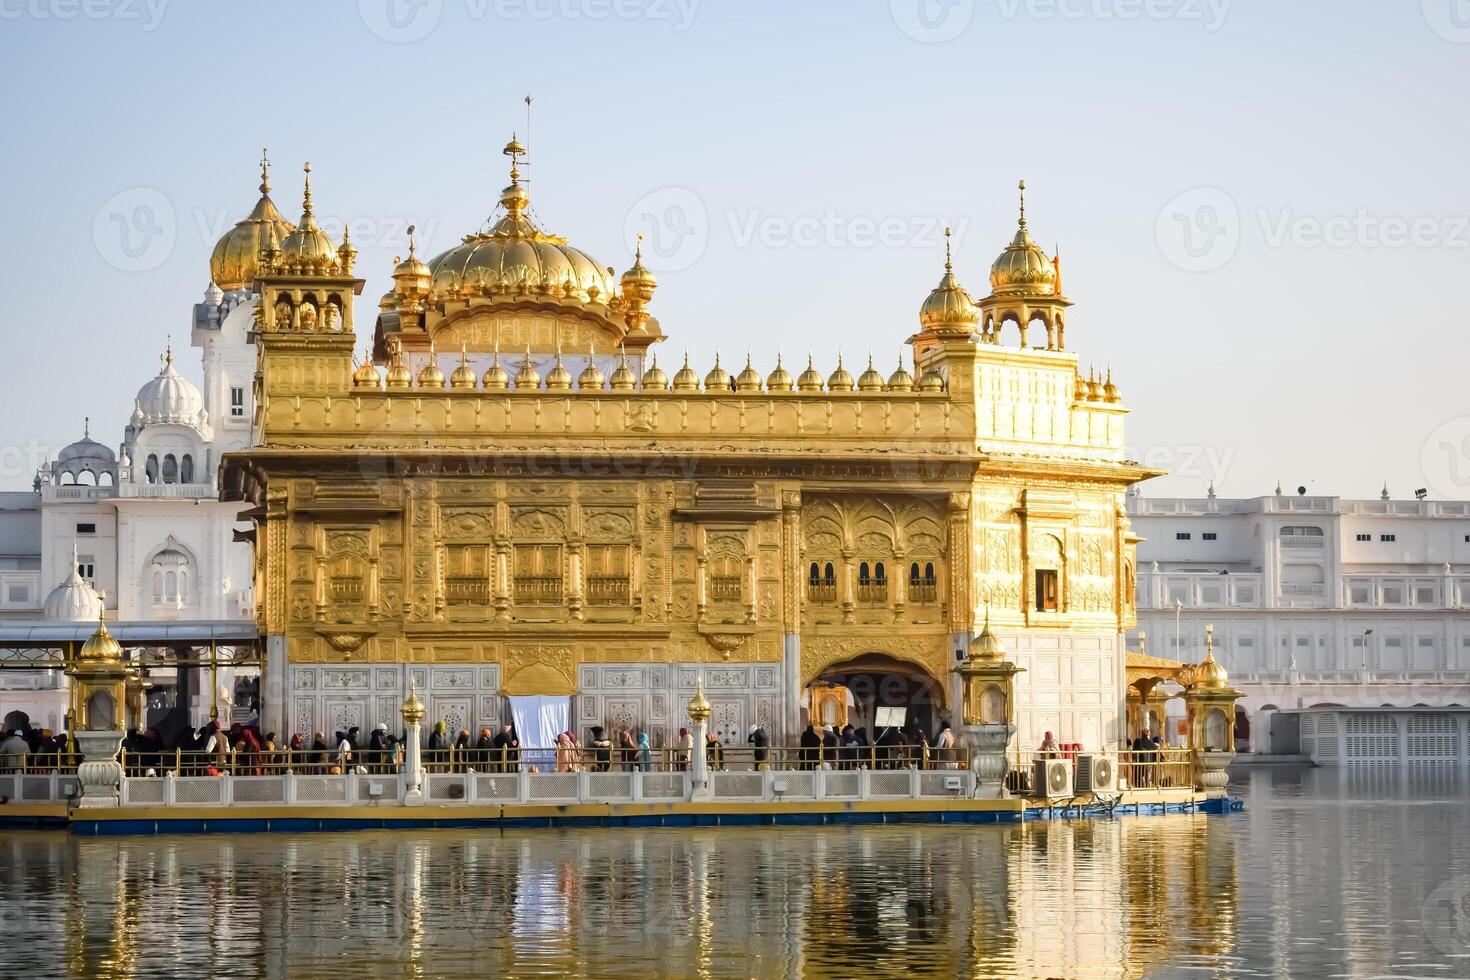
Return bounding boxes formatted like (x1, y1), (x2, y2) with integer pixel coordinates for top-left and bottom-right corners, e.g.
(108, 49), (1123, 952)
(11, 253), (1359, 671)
(221, 142), (1156, 747)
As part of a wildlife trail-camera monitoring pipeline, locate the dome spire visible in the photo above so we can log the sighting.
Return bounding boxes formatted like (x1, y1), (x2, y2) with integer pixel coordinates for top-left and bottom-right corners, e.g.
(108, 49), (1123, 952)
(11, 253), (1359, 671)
(301, 161), (314, 216)
(1017, 179), (1028, 230)
(259, 147), (272, 196)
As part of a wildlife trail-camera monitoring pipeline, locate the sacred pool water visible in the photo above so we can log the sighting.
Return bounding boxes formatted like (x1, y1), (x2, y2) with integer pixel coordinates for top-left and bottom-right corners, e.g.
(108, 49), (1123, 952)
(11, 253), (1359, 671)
(2, 767), (1467, 978)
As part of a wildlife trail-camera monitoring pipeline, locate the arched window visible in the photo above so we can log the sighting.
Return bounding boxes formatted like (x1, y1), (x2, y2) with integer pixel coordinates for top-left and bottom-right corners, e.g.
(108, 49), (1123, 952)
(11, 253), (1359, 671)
(164, 571), (177, 601)
(180, 454), (194, 484)
(858, 562), (871, 585)
(910, 562), (920, 584)
(808, 562), (820, 586)
(150, 543), (190, 610)
(98, 471), (114, 487)
(145, 455), (159, 483)
(161, 454), (178, 484)
(910, 562), (938, 604)
(807, 561), (837, 604)
(874, 562), (886, 585)
(858, 561), (886, 603)
(152, 571), (162, 603)
(77, 469), (96, 486)
(59, 471), (76, 485)
(823, 562), (835, 585)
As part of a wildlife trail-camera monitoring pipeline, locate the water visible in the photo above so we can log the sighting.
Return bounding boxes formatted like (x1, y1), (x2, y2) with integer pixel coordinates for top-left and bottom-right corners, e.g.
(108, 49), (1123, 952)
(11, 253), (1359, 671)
(3, 767), (1470, 978)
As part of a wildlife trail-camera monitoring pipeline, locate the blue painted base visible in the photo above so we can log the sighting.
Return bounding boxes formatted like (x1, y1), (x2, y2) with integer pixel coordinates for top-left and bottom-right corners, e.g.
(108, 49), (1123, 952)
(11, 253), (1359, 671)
(66, 797), (1243, 837)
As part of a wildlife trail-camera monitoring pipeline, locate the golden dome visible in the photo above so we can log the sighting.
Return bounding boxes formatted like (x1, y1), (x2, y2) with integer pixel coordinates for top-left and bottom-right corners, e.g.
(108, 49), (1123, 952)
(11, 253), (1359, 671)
(385, 340), (413, 388)
(1102, 367), (1121, 404)
(277, 163), (341, 275)
(577, 346), (606, 390)
(989, 181), (1057, 297)
(400, 679), (425, 726)
(620, 238), (657, 301)
(827, 354), (855, 392)
(209, 152), (295, 292)
(515, 349), (542, 389)
(918, 366), (946, 392)
(687, 676), (711, 723)
(79, 607), (123, 663)
(672, 353), (701, 392)
(887, 355), (915, 392)
(353, 357), (382, 389)
(857, 355), (885, 392)
(969, 609), (1005, 661)
(641, 350), (669, 391)
(736, 354), (763, 392)
(416, 346), (447, 389)
(393, 234), (432, 299)
(378, 289), (398, 312)
(425, 138), (617, 308)
(766, 353), (794, 392)
(796, 355), (824, 392)
(920, 228), (980, 334)
(1086, 367), (1103, 402)
(1073, 371), (1089, 402)
(450, 346), (478, 389)
(545, 350), (573, 390)
(482, 349), (510, 390)
(704, 353), (732, 391)
(608, 350), (637, 390)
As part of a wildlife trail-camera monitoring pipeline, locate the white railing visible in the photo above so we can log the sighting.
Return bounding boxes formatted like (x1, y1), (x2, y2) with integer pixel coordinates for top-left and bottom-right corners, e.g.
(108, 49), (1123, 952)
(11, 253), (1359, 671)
(1280, 583), (1326, 597)
(117, 767), (977, 808)
(115, 483), (217, 499)
(39, 485), (116, 502)
(0, 771), (80, 803)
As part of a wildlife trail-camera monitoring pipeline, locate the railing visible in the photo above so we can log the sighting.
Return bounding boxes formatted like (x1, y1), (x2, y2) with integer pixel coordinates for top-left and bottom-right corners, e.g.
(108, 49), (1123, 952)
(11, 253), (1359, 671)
(120, 747), (403, 777)
(1281, 583), (1326, 597)
(709, 577), (742, 602)
(1280, 535), (1324, 548)
(0, 752), (80, 775)
(444, 578), (490, 605)
(856, 583), (889, 603)
(514, 576), (562, 604)
(908, 581), (938, 603)
(410, 743), (968, 774)
(1115, 749), (1193, 790)
(806, 583), (837, 603)
(586, 576), (631, 605)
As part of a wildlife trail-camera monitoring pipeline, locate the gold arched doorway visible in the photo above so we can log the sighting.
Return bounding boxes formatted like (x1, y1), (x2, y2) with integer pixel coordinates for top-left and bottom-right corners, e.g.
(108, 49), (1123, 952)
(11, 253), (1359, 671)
(807, 651), (949, 742)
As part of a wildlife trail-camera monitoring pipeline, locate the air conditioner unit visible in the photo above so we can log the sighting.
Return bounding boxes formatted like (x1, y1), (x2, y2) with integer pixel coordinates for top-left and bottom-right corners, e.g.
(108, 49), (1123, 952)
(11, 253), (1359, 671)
(1032, 758), (1073, 799)
(1074, 754), (1116, 794)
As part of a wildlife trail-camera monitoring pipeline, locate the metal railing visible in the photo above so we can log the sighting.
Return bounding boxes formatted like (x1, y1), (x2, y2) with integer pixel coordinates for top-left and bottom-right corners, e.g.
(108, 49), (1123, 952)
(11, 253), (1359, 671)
(120, 747), (404, 777)
(0, 752), (80, 775)
(416, 743), (969, 773)
(1116, 749), (1193, 789)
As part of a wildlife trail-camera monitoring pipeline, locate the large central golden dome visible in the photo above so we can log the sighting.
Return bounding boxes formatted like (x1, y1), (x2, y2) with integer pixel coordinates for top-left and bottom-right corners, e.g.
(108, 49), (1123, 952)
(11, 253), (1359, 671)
(426, 142), (617, 306)
(210, 154), (294, 292)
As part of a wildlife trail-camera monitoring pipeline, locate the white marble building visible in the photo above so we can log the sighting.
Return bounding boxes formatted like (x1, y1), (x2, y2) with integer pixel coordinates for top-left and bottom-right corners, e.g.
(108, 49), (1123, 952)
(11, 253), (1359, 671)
(1129, 489), (1470, 754)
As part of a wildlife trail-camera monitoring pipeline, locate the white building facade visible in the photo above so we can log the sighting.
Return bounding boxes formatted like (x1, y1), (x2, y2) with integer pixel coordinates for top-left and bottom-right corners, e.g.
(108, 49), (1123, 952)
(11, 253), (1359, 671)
(1129, 491), (1470, 758)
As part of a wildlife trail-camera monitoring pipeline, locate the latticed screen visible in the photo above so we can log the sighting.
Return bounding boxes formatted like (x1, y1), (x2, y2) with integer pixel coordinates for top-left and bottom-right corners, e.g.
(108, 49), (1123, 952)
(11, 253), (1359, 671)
(585, 544), (631, 605)
(444, 544), (490, 605)
(710, 555), (743, 603)
(514, 544), (563, 603)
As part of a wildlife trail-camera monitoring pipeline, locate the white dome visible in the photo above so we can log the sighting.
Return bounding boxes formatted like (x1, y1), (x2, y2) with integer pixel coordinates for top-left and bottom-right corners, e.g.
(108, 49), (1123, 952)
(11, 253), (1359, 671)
(43, 550), (102, 622)
(134, 347), (209, 429)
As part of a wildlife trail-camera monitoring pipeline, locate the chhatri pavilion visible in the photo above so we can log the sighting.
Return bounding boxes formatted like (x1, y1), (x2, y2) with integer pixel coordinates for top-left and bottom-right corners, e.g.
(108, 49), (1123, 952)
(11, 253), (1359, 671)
(218, 136), (1182, 756)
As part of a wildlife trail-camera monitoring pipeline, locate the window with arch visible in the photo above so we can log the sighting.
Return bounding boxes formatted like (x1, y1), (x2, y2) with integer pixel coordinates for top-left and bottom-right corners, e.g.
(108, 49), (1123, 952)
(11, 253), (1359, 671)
(806, 561), (837, 604)
(180, 454), (194, 484)
(709, 554), (744, 604)
(857, 560), (888, 603)
(150, 545), (190, 609)
(145, 454), (159, 483)
(161, 454), (178, 484)
(77, 469), (96, 486)
(59, 471), (76, 485)
(909, 561), (938, 603)
(98, 471), (114, 487)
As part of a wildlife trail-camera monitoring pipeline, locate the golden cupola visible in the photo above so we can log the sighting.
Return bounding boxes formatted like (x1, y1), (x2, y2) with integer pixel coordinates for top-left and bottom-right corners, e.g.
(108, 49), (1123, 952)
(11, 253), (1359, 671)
(796, 355), (824, 392)
(620, 238), (658, 335)
(766, 353), (794, 392)
(577, 346), (606, 390)
(393, 232), (432, 305)
(514, 348), (542, 389)
(704, 353), (732, 391)
(826, 354), (855, 392)
(209, 151), (295, 292)
(988, 181), (1057, 296)
(384, 338), (413, 388)
(887, 354), (915, 392)
(672, 353), (700, 392)
(416, 344), (447, 389)
(736, 354), (763, 392)
(482, 348), (510, 390)
(353, 355), (382, 389)
(857, 355), (885, 392)
(450, 346), (478, 389)
(609, 349), (638, 391)
(641, 350), (669, 391)
(544, 349), (573, 390)
(273, 163), (342, 276)
(424, 138), (618, 312)
(918, 228), (980, 337)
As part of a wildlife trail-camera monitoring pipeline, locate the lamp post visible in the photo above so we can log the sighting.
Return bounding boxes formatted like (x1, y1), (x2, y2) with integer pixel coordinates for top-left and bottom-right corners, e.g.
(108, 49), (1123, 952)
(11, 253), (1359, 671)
(687, 674), (712, 801)
(66, 601), (131, 809)
(953, 610), (1024, 798)
(401, 678), (426, 806)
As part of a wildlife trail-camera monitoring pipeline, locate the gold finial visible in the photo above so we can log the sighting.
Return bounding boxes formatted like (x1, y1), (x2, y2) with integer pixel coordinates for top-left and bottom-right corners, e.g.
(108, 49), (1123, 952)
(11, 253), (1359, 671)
(401, 676), (425, 725)
(1018, 179), (1027, 229)
(1205, 623), (1214, 656)
(259, 147), (271, 195)
(164, 341), (173, 367)
(504, 132), (526, 182)
(687, 674), (711, 723)
(944, 226), (953, 271)
(302, 162), (313, 215)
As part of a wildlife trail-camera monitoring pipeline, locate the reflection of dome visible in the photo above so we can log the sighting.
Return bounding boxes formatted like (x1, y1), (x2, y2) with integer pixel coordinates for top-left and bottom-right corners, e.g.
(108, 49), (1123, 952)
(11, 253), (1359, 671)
(134, 347), (208, 428)
(44, 547), (102, 622)
(426, 141), (617, 307)
(209, 155), (295, 292)
(989, 181), (1057, 297)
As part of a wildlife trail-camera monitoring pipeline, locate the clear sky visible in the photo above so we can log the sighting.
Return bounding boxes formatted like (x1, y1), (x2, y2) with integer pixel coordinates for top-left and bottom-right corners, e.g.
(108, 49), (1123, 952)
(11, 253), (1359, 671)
(0, 0), (1465, 498)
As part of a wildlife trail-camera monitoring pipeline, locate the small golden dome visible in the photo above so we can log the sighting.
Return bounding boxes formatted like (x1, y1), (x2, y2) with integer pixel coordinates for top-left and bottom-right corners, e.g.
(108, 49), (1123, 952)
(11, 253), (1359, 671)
(385, 340), (413, 388)
(989, 181), (1057, 297)
(1086, 367), (1102, 402)
(393, 233), (432, 299)
(704, 353), (732, 391)
(687, 676), (711, 723)
(796, 355), (824, 392)
(920, 228), (981, 334)
(515, 349), (542, 390)
(450, 346), (478, 389)
(1192, 629), (1231, 690)
(578, 346), (606, 390)
(353, 356), (382, 389)
(620, 238), (657, 302)
(857, 355), (885, 392)
(970, 609), (1005, 661)
(918, 366), (946, 392)
(1073, 371), (1089, 402)
(482, 349), (510, 390)
(672, 353), (701, 392)
(379, 289), (398, 312)
(641, 350), (669, 390)
(1102, 367), (1121, 404)
(209, 151), (295, 292)
(736, 354), (763, 392)
(416, 346), (447, 389)
(766, 353), (794, 392)
(79, 607), (123, 663)
(887, 355), (915, 392)
(609, 349), (638, 391)
(827, 354), (855, 392)
(278, 163), (340, 274)
(545, 349), (573, 390)
(400, 678), (425, 726)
